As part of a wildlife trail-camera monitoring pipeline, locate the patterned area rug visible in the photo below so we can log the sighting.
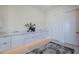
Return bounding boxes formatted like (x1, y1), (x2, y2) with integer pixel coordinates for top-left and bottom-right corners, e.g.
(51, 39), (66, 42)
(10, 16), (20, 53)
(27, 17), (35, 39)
(26, 42), (74, 54)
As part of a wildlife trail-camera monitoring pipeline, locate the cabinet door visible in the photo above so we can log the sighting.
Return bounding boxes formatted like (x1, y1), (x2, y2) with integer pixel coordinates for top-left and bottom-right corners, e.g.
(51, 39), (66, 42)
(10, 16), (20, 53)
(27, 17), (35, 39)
(0, 37), (11, 51)
(48, 14), (65, 42)
(24, 34), (36, 44)
(12, 35), (24, 48)
(64, 11), (76, 44)
(23, 34), (30, 44)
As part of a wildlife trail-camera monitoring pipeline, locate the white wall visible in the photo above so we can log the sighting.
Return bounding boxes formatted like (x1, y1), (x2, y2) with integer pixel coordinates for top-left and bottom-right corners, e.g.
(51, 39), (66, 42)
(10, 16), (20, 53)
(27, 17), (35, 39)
(6, 6), (46, 33)
(0, 6), (8, 33)
(0, 6), (46, 34)
(46, 6), (79, 45)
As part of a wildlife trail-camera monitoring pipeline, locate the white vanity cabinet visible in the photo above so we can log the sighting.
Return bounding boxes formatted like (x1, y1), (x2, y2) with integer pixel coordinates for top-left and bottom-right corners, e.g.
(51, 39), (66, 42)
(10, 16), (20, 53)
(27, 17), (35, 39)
(0, 36), (11, 51)
(11, 35), (25, 48)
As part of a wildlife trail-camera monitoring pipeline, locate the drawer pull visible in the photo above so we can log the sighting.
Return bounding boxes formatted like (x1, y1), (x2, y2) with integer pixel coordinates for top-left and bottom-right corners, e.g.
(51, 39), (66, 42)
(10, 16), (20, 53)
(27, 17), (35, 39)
(3, 42), (8, 45)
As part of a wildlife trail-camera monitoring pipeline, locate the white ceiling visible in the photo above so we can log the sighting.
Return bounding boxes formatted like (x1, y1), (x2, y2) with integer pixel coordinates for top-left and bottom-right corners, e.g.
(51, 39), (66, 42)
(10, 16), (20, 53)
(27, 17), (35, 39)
(31, 5), (60, 11)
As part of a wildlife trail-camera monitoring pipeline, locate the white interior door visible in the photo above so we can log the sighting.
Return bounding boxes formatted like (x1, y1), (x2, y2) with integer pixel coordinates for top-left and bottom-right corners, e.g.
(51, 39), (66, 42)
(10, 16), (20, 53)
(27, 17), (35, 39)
(75, 9), (79, 45)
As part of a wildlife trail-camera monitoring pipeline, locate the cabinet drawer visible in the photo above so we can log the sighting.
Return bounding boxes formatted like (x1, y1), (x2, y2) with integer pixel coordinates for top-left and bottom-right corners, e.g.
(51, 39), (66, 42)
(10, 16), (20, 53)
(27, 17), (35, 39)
(0, 37), (11, 51)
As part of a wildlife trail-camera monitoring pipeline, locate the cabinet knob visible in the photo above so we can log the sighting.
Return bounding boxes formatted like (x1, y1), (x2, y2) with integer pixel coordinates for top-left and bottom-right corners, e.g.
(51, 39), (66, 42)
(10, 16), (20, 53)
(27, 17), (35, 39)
(76, 32), (79, 34)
